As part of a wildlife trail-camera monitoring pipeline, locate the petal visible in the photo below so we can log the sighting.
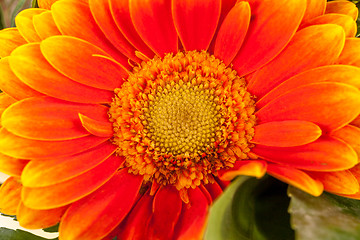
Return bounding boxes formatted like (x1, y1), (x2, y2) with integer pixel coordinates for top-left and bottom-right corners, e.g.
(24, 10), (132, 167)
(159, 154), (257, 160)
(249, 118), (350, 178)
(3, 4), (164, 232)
(88, 0), (139, 62)
(59, 170), (143, 240)
(0, 58), (44, 100)
(129, 0), (178, 56)
(232, 0), (307, 76)
(0, 28), (27, 57)
(21, 142), (117, 187)
(79, 114), (113, 138)
(0, 128), (108, 159)
(0, 177), (22, 215)
(0, 93), (16, 121)
(172, 0), (221, 51)
(22, 155), (123, 209)
(300, 13), (357, 37)
(301, 0), (326, 23)
(331, 125), (360, 158)
(109, 0), (154, 58)
(256, 83), (360, 132)
(117, 193), (153, 240)
(257, 65), (360, 109)
(17, 203), (68, 229)
(51, 0), (129, 67)
(0, 152), (28, 177)
(248, 24), (345, 97)
(1, 96), (109, 141)
(173, 188), (209, 240)
(38, 0), (58, 9)
(15, 8), (46, 42)
(33, 11), (62, 39)
(9, 43), (113, 104)
(146, 186), (182, 239)
(326, 0), (359, 20)
(40, 36), (127, 91)
(267, 164), (323, 196)
(253, 136), (358, 171)
(219, 160), (267, 181)
(307, 170), (359, 195)
(337, 38), (360, 67)
(214, 1), (250, 65)
(203, 180), (223, 201)
(251, 121), (322, 147)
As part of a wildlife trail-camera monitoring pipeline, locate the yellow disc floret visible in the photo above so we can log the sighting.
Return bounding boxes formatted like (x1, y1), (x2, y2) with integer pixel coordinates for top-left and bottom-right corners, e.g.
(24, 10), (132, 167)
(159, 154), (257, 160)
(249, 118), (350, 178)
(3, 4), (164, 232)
(109, 51), (256, 190)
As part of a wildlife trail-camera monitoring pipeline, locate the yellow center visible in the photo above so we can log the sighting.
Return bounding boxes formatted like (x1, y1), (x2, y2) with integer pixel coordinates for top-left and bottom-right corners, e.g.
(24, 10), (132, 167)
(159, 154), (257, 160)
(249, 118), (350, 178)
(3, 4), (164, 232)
(145, 80), (220, 157)
(109, 51), (256, 192)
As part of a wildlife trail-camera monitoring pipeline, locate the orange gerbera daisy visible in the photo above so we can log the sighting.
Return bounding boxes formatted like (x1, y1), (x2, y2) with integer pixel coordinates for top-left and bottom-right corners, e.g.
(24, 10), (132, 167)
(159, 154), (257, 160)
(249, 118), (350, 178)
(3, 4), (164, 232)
(0, 0), (360, 239)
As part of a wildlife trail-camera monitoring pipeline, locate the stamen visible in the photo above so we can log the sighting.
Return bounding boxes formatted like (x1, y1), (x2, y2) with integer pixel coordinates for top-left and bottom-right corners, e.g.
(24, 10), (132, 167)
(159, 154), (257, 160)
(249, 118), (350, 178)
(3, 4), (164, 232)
(109, 51), (256, 190)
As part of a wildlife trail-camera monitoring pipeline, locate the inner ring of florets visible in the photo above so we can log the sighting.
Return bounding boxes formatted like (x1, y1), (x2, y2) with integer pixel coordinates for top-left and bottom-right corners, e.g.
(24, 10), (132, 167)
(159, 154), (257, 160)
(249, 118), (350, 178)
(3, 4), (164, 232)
(108, 51), (256, 190)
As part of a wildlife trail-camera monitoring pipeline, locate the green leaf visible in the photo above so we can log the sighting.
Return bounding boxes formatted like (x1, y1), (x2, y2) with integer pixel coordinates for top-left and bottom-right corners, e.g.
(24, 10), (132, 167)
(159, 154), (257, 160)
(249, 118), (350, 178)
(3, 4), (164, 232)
(205, 176), (250, 240)
(0, 228), (58, 240)
(32, 0), (39, 8)
(205, 176), (294, 240)
(289, 186), (360, 240)
(10, 0), (27, 27)
(43, 224), (59, 233)
(0, 4), (4, 30)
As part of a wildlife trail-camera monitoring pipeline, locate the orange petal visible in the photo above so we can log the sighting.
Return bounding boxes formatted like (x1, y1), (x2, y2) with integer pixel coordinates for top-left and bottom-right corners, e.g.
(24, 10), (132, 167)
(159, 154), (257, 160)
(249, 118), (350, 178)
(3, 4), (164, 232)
(33, 11), (62, 39)
(326, 0), (359, 20)
(307, 170), (359, 195)
(172, 0), (221, 51)
(22, 155), (123, 209)
(129, 0), (178, 56)
(146, 186), (182, 239)
(0, 128), (108, 159)
(1, 96), (109, 140)
(251, 121), (322, 147)
(0, 58), (44, 100)
(331, 125), (360, 158)
(203, 180), (223, 201)
(232, 0), (306, 76)
(38, 0), (59, 9)
(214, 1), (250, 65)
(248, 24), (345, 97)
(41, 36), (127, 91)
(256, 82), (360, 132)
(253, 136), (358, 171)
(219, 160), (267, 181)
(337, 38), (360, 67)
(0, 93), (16, 121)
(51, 0), (129, 67)
(59, 170), (143, 240)
(0, 177), (22, 215)
(88, 0), (139, 62)
(337, 164), (360, 199)
(0, 152), (28, 177)
(15, 8), (46, 42)
(301, 0), (326, 23)
(257, 65), (360, 109)
(109, 0), (154, 58)
(17, 203), (68, 229)
(173, 188), (209, 240)
(117, 193), (152, 240)
(21, 142), (117, 187)
(300, 13), (357, 37)
(9, 43), (113, 104)
(79, 113), (113, 138)
(0, 28), (27, 57)
(267, 164), (323, 196)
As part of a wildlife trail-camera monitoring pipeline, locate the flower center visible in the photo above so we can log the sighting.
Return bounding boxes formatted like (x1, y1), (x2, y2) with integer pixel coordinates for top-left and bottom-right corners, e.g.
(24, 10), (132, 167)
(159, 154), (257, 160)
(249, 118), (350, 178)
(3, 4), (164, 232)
(145, 80), (220, 157)
(109, 51), (256, 191)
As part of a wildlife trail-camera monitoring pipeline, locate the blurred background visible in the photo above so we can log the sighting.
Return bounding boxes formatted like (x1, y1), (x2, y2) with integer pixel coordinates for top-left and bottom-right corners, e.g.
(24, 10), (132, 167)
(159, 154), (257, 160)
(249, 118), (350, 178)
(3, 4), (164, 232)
(0, 0), (32, 29)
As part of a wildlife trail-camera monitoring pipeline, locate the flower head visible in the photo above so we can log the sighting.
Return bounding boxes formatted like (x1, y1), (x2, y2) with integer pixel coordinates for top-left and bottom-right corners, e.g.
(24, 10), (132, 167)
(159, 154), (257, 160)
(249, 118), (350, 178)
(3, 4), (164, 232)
(0, 0), (360, 239)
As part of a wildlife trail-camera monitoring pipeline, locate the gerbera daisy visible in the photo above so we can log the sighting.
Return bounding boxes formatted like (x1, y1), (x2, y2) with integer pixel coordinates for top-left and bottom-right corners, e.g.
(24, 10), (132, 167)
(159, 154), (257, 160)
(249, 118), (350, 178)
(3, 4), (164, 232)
(0, 0), (360, 239)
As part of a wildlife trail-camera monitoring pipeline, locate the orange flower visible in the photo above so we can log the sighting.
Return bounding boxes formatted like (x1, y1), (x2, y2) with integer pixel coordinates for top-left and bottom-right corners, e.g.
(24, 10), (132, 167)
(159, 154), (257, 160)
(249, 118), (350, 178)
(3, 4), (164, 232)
(0, 0), (360, 239)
